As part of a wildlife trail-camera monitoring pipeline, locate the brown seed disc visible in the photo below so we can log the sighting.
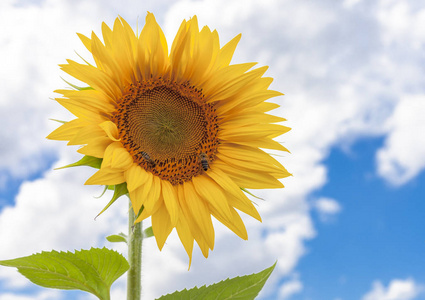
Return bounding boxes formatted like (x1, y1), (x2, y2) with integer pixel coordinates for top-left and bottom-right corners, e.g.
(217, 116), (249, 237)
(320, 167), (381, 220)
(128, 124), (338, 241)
(112, 78), (219, 185)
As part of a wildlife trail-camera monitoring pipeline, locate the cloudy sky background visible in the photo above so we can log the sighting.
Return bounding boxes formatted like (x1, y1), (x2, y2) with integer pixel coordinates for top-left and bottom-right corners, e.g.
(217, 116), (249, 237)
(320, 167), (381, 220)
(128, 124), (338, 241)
(1, 0), (425, 299)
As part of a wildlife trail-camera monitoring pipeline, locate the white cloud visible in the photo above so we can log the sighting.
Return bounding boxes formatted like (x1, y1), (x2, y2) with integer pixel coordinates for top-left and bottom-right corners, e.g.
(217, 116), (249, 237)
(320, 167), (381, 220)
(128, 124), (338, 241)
(376, 95), (425, 185)
(0, 290), (62, 300)
(314, 197), (342, 222)
(314, 198), (341, 215)
(372, 1), (425, 185)
(264, 214), (315, 275)
(377, 0), (425, 49)
(278, 275), (303, 299)
(362, 278), (423, 300)
(343, 0), (364, 8)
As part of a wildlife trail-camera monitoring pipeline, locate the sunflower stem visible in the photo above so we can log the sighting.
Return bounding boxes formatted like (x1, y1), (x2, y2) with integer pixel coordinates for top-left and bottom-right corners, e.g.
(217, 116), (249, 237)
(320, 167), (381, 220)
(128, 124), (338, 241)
(127, 200), (143, 300)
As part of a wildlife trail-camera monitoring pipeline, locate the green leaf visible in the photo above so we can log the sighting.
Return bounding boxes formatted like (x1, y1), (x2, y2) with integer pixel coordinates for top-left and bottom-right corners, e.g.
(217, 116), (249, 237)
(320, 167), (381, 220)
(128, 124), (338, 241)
(55, 155), (103, 170)
(143, 226), (154, 238)
(95, 183), (128, 219)
(0, 247), (129, 300)
(157, 262), (276, 300)
(106, 233), (128, 244)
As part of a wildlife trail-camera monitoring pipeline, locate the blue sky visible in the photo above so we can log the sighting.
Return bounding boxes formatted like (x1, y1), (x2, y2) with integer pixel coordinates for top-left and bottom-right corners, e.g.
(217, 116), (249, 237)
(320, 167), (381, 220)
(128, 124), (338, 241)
(298, 138), (425, 300)
(1, 0), (425, 299)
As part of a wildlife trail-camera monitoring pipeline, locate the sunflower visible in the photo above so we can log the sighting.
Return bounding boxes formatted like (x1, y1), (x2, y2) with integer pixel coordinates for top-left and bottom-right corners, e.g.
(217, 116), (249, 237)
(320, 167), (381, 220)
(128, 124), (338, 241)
(48, 13), (291, 262)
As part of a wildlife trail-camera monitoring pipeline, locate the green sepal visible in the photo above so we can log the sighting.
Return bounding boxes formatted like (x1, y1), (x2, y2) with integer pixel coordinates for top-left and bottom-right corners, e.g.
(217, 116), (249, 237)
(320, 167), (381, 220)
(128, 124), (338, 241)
(55, 155), (103, 170)
(157, 262), (276, 300)
(95, 183), (128, 219)
(61, 77), (94, 91)
(134, 205), (144, 220)
(95, 185), (110, 199)
(143, 226), (154, 238)
(0, 247), (129, 300)
(106, 233), (128, 244)
(75, 51), (93, 66)
(49, 118), (67, 124)
(241, 187), (264, 201)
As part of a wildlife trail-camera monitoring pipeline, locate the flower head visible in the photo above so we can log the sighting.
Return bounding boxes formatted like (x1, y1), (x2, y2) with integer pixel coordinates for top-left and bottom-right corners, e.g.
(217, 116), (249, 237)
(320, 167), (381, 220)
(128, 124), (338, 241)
(48, 13), (291, 262)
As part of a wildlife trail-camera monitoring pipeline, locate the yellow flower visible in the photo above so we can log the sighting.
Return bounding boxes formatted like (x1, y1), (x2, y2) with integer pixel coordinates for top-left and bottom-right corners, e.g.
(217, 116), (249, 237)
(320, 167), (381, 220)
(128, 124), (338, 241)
(48, 13), (291, 262)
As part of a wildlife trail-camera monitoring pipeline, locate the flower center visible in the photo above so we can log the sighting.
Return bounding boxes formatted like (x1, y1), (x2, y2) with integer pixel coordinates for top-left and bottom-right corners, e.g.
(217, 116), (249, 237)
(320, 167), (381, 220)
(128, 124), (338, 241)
(112, 78), (219, 185)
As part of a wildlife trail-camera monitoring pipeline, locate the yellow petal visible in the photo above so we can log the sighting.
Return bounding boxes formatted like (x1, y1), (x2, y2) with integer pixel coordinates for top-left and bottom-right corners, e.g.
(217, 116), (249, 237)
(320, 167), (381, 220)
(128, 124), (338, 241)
(218, 143), (286, 169)
(137, 12), (169, 80)
(161, 180), (179, 226)
(208, 205), (248, 240)
(85, 168), (125, 185)
(101, 140), (119, 159)
(110, 18), (136, 84)
(207, 168), (261, 221)
(225, 190), (262, 222)
(60, 60), (121, 100)
(216, 33), (241, 69)
(256, 101), (280, 112)
(175, 213), (194, 267)
(169, 18), (192, 81)
(203, 63), (257, 96)
(189, 26), (215, 86)
(209, 66), (269, 102)
(236, 90), (283, 111)
(99, 121), (120, 141)
(119, 16), (138, 53)
(214, 158), (285, 189)
(90, 31), (124, 85)
(215, 82), (280, 114)
(192, 175), (233, 221)
(183, 181), (215, 250)
(219, 124), (291, 141)
(68, 124), (105, 146)
(56, 89), (116, 114)
(129, 185), (144, 214)
(76, 32), (105, 70)
(233, 137), (290, 152)
(140, 171), (153, 200)
(46, 119), (86, 141)
(56, 98), (106, 123)
(125, 164), (149, 192)
(77, 136), (113, 158)
(177, 185), (211, 258)
(220, 112), (286, 127)
(101, 22), (113, 49)
(135, 175), (162, 222)
(77, 33), (92, 53)
(152, 201), (173, 250)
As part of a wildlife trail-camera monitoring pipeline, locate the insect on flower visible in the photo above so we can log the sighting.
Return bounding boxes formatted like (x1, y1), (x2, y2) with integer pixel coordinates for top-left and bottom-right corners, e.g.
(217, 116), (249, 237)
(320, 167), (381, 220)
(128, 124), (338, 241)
(141, 151), (156, 167)
(199, 152), (209, 171)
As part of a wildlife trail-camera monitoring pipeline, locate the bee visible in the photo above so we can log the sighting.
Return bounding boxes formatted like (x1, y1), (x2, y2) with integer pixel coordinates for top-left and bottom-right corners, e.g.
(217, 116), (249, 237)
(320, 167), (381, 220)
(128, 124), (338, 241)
(141, 151), (156, 167)
(199, 152), (209, 171)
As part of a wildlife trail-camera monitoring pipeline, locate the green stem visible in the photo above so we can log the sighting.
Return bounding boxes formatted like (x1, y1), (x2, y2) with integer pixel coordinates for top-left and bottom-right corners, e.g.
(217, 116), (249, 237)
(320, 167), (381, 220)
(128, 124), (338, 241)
(127, 200), (143, 300)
